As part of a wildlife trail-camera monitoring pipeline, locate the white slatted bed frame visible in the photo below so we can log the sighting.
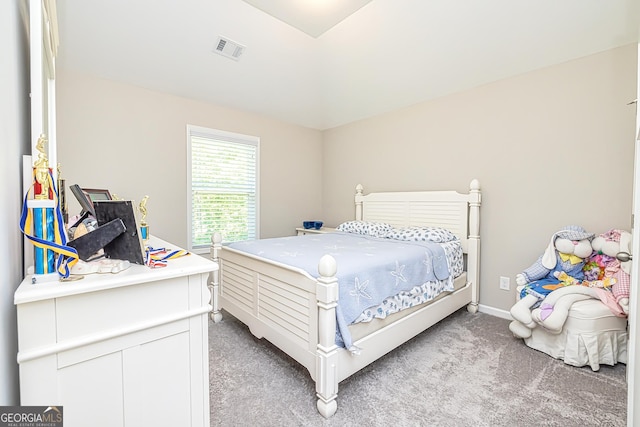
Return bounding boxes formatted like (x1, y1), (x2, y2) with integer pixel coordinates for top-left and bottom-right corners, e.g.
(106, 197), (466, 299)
(210, 179), (481, 418)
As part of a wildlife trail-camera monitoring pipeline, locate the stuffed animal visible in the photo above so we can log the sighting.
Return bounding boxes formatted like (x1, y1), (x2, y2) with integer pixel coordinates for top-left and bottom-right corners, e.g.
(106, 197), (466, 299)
(587, 229), (631, 315)
(509, 225), (594, 339)
(527, 229), (632, 335)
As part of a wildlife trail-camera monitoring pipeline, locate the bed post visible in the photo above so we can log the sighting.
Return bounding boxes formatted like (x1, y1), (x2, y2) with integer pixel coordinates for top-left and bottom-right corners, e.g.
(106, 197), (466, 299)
(355, 184), (364, 220)
(210, 232), (223, 323)
(315, 254), (339, 418)
(467, 179), (481, 313)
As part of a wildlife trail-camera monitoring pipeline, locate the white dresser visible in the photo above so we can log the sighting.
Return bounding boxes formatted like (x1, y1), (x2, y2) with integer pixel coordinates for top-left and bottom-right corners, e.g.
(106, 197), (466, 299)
(15, 236), (217, 427)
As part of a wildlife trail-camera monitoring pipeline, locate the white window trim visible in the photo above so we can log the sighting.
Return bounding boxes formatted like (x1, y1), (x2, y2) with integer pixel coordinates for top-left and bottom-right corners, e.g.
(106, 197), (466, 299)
(186, 124), (260, 254)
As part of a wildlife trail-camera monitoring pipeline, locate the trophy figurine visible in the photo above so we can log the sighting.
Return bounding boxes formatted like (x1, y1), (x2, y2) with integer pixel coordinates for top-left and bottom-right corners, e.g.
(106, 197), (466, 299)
(139, 195), (150, 241)
(34, 135), (51, 200)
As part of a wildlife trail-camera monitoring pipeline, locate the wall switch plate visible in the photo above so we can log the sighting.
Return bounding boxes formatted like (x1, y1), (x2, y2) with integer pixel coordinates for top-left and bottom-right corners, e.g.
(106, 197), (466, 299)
(500, 276), (510, 290)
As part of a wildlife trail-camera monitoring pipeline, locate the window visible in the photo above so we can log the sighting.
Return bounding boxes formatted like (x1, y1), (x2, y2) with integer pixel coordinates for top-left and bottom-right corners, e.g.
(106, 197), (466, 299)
(187, 125), (259, 252)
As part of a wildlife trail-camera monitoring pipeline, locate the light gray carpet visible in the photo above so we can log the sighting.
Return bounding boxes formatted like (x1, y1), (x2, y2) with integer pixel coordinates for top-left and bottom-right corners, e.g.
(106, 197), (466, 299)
(208, 309), (626, 426)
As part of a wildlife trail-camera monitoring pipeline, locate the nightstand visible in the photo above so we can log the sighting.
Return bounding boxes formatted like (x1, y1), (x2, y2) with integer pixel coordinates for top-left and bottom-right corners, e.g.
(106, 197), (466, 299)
(296, 227), (336, 236)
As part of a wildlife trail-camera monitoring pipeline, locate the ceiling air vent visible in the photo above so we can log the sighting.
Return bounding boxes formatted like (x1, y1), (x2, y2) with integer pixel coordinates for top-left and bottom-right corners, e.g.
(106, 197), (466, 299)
(214, 36), (245, 61)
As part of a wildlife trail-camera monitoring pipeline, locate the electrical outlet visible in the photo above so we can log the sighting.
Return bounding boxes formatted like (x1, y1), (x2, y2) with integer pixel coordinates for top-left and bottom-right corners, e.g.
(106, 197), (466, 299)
(499, 276), (510, 291)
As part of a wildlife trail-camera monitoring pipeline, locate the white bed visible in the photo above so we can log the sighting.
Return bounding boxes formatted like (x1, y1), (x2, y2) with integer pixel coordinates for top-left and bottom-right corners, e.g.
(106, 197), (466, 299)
(209, 179), (481, 418)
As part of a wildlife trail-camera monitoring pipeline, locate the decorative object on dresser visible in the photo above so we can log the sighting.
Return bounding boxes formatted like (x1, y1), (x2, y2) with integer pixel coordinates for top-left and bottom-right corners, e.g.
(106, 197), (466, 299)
(138, 195), (150, 241)
(20, 135), (79, 280)
(210, 179), (481, 418)
(68, 185), (113, 218)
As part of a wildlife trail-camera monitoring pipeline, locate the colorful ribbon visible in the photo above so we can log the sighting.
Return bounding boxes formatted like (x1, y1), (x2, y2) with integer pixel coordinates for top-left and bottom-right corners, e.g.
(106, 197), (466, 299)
(145, 246), (190, 268)
(20, 170), (79, 279)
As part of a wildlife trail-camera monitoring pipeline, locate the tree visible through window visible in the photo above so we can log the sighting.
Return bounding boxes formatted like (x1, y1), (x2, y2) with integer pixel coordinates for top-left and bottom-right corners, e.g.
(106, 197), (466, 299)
(187, 125), (259, 251)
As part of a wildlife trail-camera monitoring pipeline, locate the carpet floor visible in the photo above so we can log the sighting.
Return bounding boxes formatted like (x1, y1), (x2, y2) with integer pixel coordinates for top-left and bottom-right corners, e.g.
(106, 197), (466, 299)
(208, 309), (626, 426)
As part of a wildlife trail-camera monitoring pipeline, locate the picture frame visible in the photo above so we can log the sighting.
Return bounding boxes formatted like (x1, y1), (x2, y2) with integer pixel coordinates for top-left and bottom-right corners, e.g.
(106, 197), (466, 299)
(82, 188), (113, 203)
(69, 184), (112, 217)
(93, 200), (146, 265)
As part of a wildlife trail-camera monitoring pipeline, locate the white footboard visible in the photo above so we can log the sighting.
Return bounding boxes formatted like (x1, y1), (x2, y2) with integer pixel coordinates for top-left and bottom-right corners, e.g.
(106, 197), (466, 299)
(211, 234), (341, 417)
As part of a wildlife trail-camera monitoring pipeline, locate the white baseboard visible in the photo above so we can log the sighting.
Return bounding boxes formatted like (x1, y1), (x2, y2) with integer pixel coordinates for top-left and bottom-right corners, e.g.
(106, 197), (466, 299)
(478, 304), (511, 320)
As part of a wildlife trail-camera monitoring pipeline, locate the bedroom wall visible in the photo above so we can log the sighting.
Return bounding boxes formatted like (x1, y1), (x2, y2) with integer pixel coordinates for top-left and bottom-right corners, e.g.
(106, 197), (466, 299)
(56, 71), (324, 247)
(321, 44), (638, 314)
(0, 0), (29, 405)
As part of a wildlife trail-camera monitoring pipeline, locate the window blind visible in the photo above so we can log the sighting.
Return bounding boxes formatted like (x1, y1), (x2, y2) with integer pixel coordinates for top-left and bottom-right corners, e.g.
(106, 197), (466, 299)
(188, 126), (259, 250)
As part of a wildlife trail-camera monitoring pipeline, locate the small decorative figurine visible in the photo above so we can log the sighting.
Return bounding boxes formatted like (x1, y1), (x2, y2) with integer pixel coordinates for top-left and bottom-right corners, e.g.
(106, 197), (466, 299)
(139, 195), (150, 241)
(34, 134), (51, 200)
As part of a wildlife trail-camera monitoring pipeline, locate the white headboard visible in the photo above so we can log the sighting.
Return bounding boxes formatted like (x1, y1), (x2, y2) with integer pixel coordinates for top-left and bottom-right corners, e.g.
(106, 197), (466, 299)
(354, 179), (481, 254)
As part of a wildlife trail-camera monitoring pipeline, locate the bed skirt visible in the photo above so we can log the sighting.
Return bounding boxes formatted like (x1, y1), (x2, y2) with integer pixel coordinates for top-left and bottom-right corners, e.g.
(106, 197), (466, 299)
(349, 273), (468, 342)
(523, 299), (628, 371)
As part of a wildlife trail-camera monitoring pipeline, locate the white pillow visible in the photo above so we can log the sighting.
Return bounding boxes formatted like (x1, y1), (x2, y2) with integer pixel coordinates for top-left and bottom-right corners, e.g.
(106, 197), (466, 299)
(386, 226), (458, 243)
(336, 221), (393, 238)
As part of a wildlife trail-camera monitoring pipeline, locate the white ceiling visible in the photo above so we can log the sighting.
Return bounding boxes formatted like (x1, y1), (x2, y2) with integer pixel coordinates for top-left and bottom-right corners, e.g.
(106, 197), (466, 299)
(55, 0), (640, 130)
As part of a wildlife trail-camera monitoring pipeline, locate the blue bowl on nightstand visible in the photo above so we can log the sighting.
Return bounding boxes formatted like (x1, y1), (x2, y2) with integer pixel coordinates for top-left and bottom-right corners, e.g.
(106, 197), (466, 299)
(303, 221), (323, 230)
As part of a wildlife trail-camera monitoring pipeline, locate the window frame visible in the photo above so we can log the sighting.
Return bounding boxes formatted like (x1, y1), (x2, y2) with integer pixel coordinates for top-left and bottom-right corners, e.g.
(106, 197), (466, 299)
(186, 124), (260, 254)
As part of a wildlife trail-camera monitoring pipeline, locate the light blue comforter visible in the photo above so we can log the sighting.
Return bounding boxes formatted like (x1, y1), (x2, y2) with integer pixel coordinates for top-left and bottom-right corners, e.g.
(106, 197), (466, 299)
(226, 232), (451, 349)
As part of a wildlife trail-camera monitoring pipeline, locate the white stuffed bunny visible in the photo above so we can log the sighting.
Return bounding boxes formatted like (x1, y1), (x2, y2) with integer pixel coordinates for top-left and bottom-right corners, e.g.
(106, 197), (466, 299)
(509, 225), (594, 339)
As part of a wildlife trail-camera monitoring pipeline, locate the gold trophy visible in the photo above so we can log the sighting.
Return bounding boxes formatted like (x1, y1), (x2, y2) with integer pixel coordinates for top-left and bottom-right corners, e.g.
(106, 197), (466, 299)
(139, 195), (149, 241)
